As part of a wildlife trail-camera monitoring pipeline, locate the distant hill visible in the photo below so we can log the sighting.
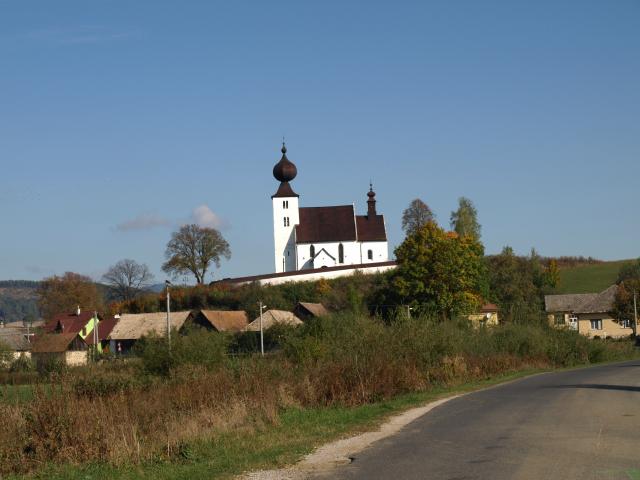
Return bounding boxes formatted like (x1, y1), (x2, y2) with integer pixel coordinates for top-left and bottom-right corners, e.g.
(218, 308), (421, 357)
(0, 280), (40, 323)
(556, 260), (634, 294)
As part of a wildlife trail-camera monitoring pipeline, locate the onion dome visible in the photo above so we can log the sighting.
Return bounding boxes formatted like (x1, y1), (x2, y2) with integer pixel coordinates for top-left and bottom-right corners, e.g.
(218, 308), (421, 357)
(272, 143), (297, 182)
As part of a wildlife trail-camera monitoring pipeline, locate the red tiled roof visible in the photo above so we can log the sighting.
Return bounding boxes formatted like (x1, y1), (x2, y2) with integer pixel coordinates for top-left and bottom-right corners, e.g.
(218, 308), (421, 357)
(83, 317), (119, 345)
(480, 303), (498, 312)
(43, 311), (96, 335)
(356, 215), (387, 242)
(296, 206), (357, 243)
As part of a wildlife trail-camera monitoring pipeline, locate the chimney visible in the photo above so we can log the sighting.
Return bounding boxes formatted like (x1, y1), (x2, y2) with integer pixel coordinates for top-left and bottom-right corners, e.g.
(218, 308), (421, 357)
(76, 305), (81, 316)
(367, 183), (377, 217)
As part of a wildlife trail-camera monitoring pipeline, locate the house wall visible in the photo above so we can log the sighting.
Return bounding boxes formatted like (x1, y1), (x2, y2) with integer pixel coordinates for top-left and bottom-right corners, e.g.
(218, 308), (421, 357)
(11, 352), (31, 361)
(548, 312), (632, 338)
(65, 350), (88, 366)
(576, 313), (632, 339)
(273, 196), (300, 273)
(468, 312), (499, 328)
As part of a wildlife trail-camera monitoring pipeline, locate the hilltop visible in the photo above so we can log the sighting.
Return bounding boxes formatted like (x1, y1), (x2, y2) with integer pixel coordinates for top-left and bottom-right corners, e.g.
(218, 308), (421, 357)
(556, 259), (634, 294)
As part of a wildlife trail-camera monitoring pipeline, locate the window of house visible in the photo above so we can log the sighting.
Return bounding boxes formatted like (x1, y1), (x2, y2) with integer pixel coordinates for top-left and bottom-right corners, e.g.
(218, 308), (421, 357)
(621, 319), (631, 328)
(554, 314), (565, 325)
(367, 249), (373, 260)
(310, 245), (315, 258)
(569, 315), (578, 324)
(590, 319), (603, 330)
(338, 243), (344, 263)
(82, 327), (86, 336)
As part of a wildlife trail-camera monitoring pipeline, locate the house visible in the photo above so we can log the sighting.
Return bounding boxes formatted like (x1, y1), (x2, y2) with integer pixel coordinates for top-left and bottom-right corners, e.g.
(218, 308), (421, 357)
(30, 332), (88, 367)
(544, 285), (631, 338)
(43, 307), (101, 343)
(468, 303), (500, 328)
(293, 302), (329, 321)
(83, 316), (120, 354)
(0, 322), (34, 361)
(244, 310), (303, 331)
(186, 310), (249, 333)
(271, 144), (389, 273)
(108, 311), (193, 354)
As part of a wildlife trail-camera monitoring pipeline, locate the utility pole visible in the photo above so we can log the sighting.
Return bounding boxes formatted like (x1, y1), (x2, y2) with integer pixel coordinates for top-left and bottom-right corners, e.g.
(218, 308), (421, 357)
(93, 310), (98, 361)
(166, 280), (172, 348)
(634, 291), (638, 338)
(258, 301), (267, 356)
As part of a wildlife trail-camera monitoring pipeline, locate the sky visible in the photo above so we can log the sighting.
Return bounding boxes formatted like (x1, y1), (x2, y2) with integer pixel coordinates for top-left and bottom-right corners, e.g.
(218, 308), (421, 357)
(1, 0), (639, 284)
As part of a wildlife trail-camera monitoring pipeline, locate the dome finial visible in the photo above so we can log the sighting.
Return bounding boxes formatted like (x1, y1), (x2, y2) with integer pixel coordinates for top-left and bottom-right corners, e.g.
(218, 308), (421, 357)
(281, 136), (287, 154)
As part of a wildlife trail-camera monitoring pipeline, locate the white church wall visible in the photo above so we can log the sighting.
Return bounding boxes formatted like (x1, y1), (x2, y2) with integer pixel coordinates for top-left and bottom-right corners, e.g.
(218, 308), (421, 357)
(296, 241), (363, 270)
(359, 241), (389, 263)
(272, 196), (299, 273)
(236, 263), (398, 286)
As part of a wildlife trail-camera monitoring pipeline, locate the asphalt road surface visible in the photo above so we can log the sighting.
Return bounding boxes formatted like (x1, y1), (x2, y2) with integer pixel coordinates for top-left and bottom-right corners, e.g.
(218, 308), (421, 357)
(315, 360), (640, 480)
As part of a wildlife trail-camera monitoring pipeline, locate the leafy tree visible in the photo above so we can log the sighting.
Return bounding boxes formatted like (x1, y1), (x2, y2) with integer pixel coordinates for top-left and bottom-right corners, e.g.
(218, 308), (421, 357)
(102, 259), (154, 301)
(450, 197), (481, 241)
(546, 259), (561, 289)
(401, 199), (435, 236)
(485, 247), (550, 323)
(162, 224), (231, 284)
(390, 222), (485, 319)
(613, 259), (640, 327)
(37, 272), (103, 320)
(617, 258), (640, 284)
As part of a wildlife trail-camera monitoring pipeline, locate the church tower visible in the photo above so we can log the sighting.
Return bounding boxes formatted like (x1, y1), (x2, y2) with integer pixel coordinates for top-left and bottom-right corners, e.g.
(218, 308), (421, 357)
(272, 143), (300, 273)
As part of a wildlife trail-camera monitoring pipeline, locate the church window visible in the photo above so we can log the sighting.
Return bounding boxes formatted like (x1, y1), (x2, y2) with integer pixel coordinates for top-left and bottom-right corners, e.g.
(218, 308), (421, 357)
(283, 200), (289, 209)
(310, 245), (315, 258)
(284, 217), (290, 227)
(338, 243), (344, 263)
(367, 249), (373, 260)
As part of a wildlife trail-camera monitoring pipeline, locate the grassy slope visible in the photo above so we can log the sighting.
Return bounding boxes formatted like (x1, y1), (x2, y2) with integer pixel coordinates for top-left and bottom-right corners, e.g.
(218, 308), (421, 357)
(11, 369), (544, 480)
(556, 260), (634, 294)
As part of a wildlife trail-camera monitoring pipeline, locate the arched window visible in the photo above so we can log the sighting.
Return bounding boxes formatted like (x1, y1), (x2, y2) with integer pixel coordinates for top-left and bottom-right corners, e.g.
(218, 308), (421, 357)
(310, 245), (315, 258)
(367, 249), (373, 260)
(283, 217), (290, 227)
(338, 243), (344, 263)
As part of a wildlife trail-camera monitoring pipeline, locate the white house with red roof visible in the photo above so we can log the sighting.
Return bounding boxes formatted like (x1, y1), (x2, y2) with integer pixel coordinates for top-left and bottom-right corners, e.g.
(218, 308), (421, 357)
(271, 143), (390, 274)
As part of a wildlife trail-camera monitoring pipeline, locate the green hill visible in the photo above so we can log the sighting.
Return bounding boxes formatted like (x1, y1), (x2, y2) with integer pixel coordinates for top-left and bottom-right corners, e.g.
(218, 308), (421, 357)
(556, 260), (635, 294)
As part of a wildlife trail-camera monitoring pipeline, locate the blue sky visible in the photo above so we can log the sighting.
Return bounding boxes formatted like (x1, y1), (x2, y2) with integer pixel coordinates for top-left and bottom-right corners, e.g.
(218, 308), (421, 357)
(1, 1), (638, 283)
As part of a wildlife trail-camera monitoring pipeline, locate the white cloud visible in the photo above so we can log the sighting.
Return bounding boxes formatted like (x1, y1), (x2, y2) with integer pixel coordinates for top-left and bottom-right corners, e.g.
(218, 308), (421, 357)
(115, 213), (170, 232)
(191, 205), (226, 229)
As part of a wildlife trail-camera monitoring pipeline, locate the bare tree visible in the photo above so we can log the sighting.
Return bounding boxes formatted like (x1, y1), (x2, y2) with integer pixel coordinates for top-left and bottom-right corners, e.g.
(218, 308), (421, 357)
(162, 224), (231, 284)
(401, 198), (436, 236)
(102, 259), (154, 301)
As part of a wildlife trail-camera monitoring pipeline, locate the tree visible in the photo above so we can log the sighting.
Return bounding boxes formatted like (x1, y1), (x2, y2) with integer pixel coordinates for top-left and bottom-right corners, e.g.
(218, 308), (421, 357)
(162, 224), (231, 284)
(450, 197), (481, 241)
(613, 259), (640, 326)
(102, 259), (154, 301)
(390, 222), (486, 319)
(617, 258), (640, 284)
(485, 247), (550, 323)
(401, 199), (436, 236)
(546, 259), (560, 289)
(37, 272), (103, 320)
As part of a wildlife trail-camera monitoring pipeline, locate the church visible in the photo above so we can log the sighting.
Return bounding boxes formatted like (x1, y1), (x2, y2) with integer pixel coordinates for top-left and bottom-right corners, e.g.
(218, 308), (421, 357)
(271, 143), (389, 273)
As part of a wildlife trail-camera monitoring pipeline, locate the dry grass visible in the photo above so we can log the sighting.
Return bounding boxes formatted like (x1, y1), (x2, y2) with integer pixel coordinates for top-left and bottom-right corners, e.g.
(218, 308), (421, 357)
(0, 315), (636, 476)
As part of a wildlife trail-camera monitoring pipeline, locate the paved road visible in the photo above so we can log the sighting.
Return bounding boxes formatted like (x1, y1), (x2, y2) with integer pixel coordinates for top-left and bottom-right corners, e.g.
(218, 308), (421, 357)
(315, 361), (640, 480)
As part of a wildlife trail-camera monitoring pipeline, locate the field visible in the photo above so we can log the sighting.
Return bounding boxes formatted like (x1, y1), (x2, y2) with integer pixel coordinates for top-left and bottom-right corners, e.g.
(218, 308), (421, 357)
(557, 259), (634, 294)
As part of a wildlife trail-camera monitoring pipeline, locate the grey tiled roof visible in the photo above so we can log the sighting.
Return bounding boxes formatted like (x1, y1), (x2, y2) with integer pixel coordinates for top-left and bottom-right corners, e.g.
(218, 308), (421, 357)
(544, 285), (617, 314)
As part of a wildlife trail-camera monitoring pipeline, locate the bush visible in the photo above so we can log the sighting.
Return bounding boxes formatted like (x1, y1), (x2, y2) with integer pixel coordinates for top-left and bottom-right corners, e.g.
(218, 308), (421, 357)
(9, 354), (35, 373)
(136, 327), (228, 376)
